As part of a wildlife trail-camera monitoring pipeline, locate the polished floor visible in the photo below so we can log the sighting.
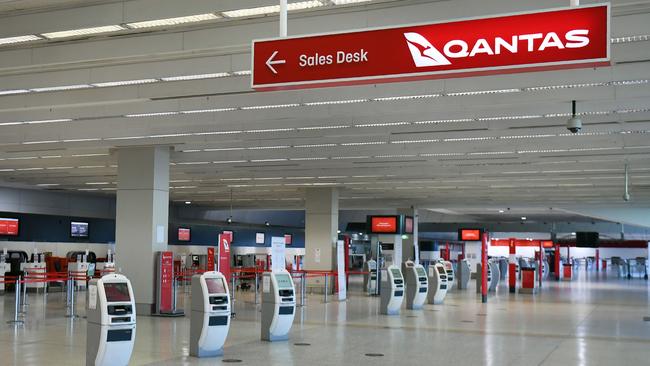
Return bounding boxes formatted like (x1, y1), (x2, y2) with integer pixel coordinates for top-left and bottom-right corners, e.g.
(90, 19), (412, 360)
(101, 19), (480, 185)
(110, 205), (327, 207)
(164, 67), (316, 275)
(2, 269), (649, 365)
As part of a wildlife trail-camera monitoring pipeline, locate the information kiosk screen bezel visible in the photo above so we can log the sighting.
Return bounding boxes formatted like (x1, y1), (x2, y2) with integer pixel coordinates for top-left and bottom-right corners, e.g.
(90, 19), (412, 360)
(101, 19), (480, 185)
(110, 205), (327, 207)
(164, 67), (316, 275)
(104, 282), (131, 302)
(416, 267), (427, 277)
(205, 277), (227, 294)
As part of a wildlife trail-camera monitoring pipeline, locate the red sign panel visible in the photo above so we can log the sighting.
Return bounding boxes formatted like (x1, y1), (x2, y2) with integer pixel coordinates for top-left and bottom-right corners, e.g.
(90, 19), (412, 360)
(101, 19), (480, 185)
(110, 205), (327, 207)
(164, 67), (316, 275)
(158, 251), (174, 313)
(178, 227), (190, 242)
(252, 4), (609, 90)
(284, 234), (292, 245)
(370, 216), (398, 233)
(460, 229), (481, 241)
(0, 218), (19, 236)
(404, 217), (414, 234)
(218, 234), (231, 282)
(207, 247), (215, 271)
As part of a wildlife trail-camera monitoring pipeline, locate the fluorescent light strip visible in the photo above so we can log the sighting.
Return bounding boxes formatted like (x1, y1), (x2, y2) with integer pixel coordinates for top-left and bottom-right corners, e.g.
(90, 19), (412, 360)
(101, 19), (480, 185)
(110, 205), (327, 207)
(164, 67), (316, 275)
(92, 79), (158, 87)
(42, 25), (125, 39)
(126, 13), (221, 29)
(125, 111), (178, 117)
(445, 88), (520, 96)
(297, 125), (350, 130)
(31, 85), (91, 92)
(241, 103), (300, 110)
(304, 99), (369, 106)
(160, 73), (230, 81)
(250, 158), (288, 162)
(295, 143), (337, 148)
(611, 34), (650, 43)
(0, 35), (41, 45)
(340, 141), (386, 146)
(356, 122), (411, 127)
(0, 89), (30, 96)
(222, 1), (324, 18)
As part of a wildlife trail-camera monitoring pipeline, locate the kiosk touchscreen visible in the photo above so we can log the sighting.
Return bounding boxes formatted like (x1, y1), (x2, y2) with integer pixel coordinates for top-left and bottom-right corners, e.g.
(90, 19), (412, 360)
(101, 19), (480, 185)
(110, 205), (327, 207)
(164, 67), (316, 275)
(261, 270), (296, 341)
(86, 274), (136, 366)
(380, 265), (404, 315)
(402, 261), (428, 310)
(190, 272), (231, 357)
(442, 261), (455, 290)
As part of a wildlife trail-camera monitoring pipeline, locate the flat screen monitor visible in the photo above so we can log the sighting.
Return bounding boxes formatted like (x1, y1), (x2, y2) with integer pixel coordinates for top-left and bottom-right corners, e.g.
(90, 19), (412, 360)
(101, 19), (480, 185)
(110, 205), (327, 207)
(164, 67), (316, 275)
(416, 267), (427, 277)
(459, 228), (483, 241)
(178, 228), (191, 242)
(404, 216), (414, 234)
(390, 268), (402, 279)
(274, 273), (293, 289)
(205, 277), (226, 294)
(369, 216), (400, 234)
(70, 221), (89, 238)
(284, 234), (292, 245)
(104, 282), (131, 302)
(0, 218), (19, 236)
(255, 232), (265, 244)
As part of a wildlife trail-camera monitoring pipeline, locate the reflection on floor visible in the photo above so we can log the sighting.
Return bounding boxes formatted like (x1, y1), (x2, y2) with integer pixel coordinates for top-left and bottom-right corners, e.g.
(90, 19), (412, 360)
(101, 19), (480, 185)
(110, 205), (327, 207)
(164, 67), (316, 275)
(1, 271), (649, 365)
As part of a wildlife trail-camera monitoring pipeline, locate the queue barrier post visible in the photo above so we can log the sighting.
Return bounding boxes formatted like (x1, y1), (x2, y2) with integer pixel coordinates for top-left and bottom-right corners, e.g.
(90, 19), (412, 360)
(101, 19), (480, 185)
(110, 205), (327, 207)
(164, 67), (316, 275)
(301, 272), (306, 307)
(254, 271), (259, 305)
(324, 273), (328, 304)
(231, 274), (236, 318)
(7, 276), (24, 325)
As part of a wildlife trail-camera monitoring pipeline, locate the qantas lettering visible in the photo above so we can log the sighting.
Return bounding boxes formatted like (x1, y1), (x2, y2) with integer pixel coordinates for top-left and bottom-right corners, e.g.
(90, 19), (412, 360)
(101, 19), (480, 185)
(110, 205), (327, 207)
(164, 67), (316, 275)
(405, 29), (590, 67)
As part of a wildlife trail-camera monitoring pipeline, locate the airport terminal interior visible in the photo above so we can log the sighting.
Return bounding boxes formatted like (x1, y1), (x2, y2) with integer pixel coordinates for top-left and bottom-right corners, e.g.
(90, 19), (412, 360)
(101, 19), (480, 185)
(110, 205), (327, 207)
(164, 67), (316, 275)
(0, 0), (649, 365)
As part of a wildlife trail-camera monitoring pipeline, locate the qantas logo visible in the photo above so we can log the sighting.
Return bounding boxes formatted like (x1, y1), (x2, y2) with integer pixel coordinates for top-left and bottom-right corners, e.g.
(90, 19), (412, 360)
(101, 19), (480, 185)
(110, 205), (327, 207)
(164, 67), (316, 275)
(404, 30), (591, 67)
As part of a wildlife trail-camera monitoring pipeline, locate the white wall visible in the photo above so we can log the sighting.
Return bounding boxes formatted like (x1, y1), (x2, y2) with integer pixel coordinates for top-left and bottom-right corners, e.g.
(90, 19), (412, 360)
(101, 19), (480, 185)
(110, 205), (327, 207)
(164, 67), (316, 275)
(0, 186), (115, 219)
(0, 240), (112, 258)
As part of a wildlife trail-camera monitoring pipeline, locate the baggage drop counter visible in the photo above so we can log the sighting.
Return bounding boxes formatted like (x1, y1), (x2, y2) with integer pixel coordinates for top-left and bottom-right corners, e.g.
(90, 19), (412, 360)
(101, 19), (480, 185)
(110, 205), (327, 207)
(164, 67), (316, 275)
(86, 274), (136, 366)
(190, 271), (231, 357)
(261, 270), (296, 341)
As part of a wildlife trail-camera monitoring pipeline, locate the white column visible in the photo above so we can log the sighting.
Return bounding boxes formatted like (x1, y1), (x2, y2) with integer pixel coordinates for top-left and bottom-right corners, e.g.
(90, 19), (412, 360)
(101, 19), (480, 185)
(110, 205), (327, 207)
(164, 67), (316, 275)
(304, 188), (338, 288)
(115, 146), (170, 315)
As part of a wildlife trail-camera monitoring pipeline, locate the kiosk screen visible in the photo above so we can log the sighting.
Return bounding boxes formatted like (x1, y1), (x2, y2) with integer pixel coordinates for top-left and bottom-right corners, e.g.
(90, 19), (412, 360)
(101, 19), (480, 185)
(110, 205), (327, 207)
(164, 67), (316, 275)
(390, 268), (402, 279)
(275, 274), (293, 289)
(205, 277), (227, 294)
(104, 283), (130, 302)
(416, 267), (427, 277)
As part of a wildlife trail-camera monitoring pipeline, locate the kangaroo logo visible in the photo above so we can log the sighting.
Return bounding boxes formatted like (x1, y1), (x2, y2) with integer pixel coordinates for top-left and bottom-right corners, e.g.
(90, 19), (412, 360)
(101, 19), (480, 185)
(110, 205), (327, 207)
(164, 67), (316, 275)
(404, 32), (451, 67)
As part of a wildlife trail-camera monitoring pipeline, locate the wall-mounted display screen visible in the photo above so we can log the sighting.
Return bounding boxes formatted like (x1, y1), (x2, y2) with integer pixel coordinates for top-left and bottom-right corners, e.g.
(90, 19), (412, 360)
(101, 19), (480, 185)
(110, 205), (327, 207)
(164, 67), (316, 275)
(284, 234), (292, 245)
(0, 218), (19, 236)
(275, 273), (293, 289)
(104, 282), (131, 302)
(205, 277), (226, 294)
(70, 221), (89, 238)
(459, 228), (483, 241)
(404, 216), (414, 234)
(255, 232), (265, 244)
(178, 228), (191, 242)
(390, 268), (402, 279)
(369, 216), (400, 234)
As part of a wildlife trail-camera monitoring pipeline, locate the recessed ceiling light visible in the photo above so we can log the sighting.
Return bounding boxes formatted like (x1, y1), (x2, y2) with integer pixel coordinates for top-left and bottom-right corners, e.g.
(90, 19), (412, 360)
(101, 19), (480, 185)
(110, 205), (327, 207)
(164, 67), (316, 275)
(126, 13), (221, 29)
(222, 1), (324, 18)
(499, 210), (505, 213)
(185, 201), (192, 205)
(41, 25), (125, 39)
(521, 216), (527, 220)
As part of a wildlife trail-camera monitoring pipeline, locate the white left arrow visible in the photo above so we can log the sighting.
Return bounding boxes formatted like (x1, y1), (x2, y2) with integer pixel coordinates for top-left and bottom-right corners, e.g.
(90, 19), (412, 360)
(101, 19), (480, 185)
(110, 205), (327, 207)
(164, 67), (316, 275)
(266, 51), (286, 74)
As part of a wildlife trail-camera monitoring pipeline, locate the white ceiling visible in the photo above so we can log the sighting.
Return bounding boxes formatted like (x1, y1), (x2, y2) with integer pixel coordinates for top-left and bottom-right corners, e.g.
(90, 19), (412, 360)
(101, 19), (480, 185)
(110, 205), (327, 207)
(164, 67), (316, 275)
(0, 0), (649, 221)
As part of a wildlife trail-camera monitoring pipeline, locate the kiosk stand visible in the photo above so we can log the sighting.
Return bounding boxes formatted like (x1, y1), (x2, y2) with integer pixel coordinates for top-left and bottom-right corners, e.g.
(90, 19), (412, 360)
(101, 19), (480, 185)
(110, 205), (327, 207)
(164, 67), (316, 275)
(190, 271), (231, 357)
(456, 259), (471, 290)
(380, 265), (404, 315)
(488, 260), (500, 292)
(261, 270), (296, 341)
(86, 274), (136, 366)
(442, 261), (455, 290)
(363, 259), (378, 295)
(520, 268), (538, 294)
(402, 261), (427, 310)
(476, 263), (492, 294)
(427, 262), (448, 304)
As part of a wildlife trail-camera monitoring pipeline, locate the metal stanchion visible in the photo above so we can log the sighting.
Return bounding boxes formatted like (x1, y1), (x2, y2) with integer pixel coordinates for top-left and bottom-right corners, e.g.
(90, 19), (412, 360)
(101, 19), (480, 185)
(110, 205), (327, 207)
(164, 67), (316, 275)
(254, 271), (259, 304)
(301, 272), (306, 307)
(21, 274), (29, 307)
(8, 277), (24, 325)
(324, 274), (328, 303)
(231, 275), (236, 318)
(66, 278), (78, 319)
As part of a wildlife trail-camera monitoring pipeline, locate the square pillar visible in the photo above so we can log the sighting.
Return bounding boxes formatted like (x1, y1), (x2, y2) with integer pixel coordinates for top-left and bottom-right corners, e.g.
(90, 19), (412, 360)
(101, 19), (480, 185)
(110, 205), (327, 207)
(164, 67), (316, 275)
(304, 188), (338, 289)
(115, 146), (170, 315)
(398, 207), (418, 264)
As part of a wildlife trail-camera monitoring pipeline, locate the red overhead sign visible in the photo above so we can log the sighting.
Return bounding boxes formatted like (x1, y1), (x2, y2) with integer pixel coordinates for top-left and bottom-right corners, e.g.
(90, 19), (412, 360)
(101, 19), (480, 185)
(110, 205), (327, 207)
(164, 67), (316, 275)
(460, 229), (482, 241)
(0, 218), (19, 236)
(252, 4), (609, 90)
(370, 216), (398, 234)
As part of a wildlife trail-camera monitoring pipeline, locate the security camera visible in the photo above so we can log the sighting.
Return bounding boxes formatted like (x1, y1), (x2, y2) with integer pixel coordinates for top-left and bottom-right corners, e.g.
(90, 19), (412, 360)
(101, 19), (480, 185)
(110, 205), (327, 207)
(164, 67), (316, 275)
(566, 100), (581, 133)
(623, 192), (630, 201)
(567, 116), (582, 133)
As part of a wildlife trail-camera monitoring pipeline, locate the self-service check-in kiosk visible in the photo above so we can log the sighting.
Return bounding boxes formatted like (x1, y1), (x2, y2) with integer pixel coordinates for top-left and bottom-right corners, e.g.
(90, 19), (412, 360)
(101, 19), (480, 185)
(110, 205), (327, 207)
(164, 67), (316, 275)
(402, 261), (427, 310)
(442, 261), (455, 290)
(86, 274), (136, 366)
(261, 270), (296, 341)
(488, 260), (500, 292)
(456, 259), (471, 290)
(380, 265), (404, 315)
(190, 271), (231, 357)
(363, 260), (378, 295)
(427, 262), (448, 304)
